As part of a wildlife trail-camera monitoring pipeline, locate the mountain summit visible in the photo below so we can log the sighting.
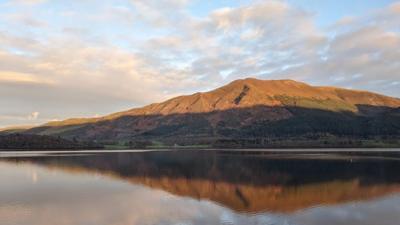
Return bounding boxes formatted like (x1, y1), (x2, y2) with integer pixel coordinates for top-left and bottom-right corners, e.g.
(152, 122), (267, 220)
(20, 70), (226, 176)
(108, 78), (400, 115)
(24, 78), (400, 148)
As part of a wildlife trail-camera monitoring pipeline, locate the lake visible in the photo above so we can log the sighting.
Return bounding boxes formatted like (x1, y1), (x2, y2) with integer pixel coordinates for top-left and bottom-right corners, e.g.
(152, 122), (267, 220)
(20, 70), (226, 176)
(1, 149), (400, 225)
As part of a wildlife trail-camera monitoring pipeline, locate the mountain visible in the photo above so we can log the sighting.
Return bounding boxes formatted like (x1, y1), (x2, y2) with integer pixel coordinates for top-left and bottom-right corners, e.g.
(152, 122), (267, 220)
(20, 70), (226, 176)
(23, 78), (400, 148)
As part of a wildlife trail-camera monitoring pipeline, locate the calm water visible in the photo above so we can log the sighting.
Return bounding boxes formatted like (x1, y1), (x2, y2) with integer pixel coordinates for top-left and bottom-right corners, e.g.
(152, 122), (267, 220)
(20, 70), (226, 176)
(1, 150), (400, 225)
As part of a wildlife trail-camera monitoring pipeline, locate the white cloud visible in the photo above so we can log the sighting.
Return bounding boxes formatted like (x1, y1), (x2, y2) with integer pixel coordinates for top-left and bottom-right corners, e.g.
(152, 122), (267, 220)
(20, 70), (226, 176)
(0, 0), (399, 127)
(28, 111), (39, 120)
(11, 0), (47, 5)
(275, 2), (400, 96)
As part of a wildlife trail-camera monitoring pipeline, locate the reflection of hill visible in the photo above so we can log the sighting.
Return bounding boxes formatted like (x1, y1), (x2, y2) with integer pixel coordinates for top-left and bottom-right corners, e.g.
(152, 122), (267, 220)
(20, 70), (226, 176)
(4, 151), (400, 213)
(130, 177), (400, 213)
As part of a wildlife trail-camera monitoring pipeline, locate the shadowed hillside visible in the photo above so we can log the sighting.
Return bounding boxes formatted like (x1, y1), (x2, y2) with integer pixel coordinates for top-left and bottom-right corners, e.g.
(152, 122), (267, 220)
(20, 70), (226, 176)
(0, 134), (101, 150)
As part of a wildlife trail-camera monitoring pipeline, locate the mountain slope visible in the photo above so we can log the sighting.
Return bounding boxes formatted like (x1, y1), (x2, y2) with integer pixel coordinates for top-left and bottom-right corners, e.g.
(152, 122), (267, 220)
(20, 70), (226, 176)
(24, 78), (400, 146)
(43, 78), (400, 125)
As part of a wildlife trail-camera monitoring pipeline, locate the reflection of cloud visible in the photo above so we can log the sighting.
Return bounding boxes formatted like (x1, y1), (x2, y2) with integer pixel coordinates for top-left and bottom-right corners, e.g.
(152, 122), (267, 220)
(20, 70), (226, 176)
(0, 162), (224, 225)
(1, 161), (400, 225)
(31, 170), (38, 183)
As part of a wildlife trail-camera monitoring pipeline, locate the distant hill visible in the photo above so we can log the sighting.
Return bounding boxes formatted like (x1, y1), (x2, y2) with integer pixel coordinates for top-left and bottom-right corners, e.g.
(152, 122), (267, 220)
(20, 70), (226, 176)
(20, 78), (400, 148)
(0, 125), (34, 133)
(0, 133), (101, 150)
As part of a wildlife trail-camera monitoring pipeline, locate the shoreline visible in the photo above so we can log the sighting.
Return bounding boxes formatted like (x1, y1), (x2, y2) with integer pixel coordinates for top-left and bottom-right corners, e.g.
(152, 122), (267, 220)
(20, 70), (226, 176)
(1, 148), (400, 154)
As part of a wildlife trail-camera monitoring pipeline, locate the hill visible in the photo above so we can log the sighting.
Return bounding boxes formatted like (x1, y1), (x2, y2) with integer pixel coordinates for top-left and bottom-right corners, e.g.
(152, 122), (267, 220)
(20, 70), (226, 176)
(0, 125), (34, 134)
(21, 78), (400, 148)
(0, 133), (101, 150)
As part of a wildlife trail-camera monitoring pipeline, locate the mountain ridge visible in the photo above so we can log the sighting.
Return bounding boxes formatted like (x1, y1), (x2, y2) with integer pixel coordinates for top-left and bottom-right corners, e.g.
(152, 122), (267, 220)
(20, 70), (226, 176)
(41, 78), (400, 127)
(17, 78), (400, 147)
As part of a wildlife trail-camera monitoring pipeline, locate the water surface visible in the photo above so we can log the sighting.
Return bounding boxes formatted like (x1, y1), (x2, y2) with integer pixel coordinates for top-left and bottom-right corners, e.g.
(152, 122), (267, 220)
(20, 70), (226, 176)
(1, 149), (400, 225)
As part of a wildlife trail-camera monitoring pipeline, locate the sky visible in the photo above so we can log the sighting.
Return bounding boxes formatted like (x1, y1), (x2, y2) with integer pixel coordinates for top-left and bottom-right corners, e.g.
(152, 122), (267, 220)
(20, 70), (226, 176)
(0, 0), (399, 127)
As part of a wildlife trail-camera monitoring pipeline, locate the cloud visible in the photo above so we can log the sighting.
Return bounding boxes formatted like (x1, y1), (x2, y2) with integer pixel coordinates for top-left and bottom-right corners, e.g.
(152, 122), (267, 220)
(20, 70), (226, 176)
(275, 2), (400, 96)
(126, 0), (190, 27)
(184, 1), (325, 84)
(11, 0), (47, 5)
(0, 71), (52, 84)
(0, 111), (43, 127)
(0, 0), (399, 127)
(28, 111), (39, 120)
(5, 13), (48, 28)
